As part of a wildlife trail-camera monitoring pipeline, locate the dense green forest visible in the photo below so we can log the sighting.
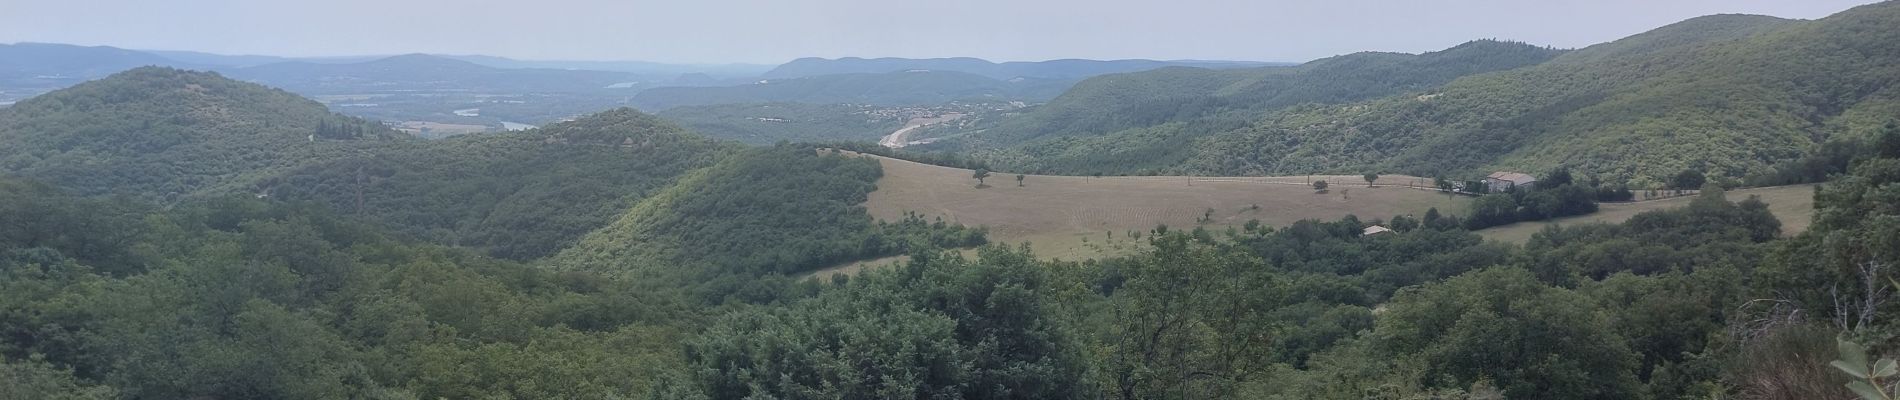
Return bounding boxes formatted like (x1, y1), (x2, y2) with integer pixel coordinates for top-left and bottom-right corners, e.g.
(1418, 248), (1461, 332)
(936, 2), (1900, 187)
(264, 109), (737, 260)
(0, 179), (719, 398)
(0, 67), (396, 202)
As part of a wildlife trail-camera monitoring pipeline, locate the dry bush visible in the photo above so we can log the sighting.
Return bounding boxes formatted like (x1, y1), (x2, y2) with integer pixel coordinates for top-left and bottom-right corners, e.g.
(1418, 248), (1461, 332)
(1728, 325), (1854, 400)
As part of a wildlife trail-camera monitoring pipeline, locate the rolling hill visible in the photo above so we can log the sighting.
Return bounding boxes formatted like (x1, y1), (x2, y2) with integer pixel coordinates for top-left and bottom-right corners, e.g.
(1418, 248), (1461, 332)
(945, 3), (1900, 186)
(928, 39), (1566, 173)
(1179, 7), (1900, 185)
(0, 67), (986, 266)
(263, 108), (736, 260)
(0, 66), (395, 201)
(955, 39), (1563, 148)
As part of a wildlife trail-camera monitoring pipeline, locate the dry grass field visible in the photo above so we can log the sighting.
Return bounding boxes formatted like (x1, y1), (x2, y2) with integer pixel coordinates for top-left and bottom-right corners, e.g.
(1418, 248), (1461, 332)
(1476, 184), (1819, 243)
(804, 153), (1827, 280)
(853, 155), (1468, 261)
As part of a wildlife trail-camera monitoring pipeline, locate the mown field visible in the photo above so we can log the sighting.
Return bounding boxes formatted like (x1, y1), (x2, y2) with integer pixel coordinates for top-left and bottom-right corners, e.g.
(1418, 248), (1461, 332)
(854, 155), (1468, 261)
(815, 154), (1825, 280)
(1476, 184), (1819, 243)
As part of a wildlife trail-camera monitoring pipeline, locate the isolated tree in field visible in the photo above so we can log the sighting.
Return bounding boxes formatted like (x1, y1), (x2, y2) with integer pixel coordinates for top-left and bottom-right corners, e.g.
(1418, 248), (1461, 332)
(1434, 176), (1453, 193)
(1363, 173), (1379, 187)
(973, 169), (991, 187)
(1312, 180), (1328, 191)
(1016, 174), (1026, 187)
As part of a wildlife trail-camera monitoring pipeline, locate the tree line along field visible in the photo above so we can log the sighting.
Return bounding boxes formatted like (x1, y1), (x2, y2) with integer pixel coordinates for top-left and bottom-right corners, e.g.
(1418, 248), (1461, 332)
(1476, 183), (1820, 243)
(834, 152), (1825, 278)
(857, 153), (1469, 261)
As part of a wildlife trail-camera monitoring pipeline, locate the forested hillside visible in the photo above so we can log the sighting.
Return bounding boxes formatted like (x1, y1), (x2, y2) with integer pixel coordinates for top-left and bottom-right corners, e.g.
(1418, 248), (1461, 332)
(264, 108), (735, 260)
(930, 40), (1566, 174)
(553, 145), (986, 301)
(0, 67), (395, 202)
(1178, 9), (1896, 185)
(947, 3), (1900, 186)
(958, 39), (1562, 148)
(0, 69), (978, 265)
(0, 180), (699, 399)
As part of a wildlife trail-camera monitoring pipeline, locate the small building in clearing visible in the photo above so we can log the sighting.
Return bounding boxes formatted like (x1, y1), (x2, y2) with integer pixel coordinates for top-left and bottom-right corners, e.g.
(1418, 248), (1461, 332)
(1484, 172), (1538, 193)
(1362, 225), (1394, 236)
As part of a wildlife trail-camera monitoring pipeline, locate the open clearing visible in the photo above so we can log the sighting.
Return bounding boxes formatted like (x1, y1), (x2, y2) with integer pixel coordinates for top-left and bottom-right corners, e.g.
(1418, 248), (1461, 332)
(1476, 184), (1818, 243)
(814, 154), (1823, 280)
(857, 155), (1468, 262)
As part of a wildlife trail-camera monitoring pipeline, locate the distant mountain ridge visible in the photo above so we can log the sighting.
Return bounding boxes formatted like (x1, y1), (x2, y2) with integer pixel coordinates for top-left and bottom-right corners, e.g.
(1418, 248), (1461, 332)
(219, 53), (647, 94)
(438, 54), (771, 78)
(945, 3), (1900, 185)
(761, 57), (1281, 80)
(630, 70), (1071, 110)
(952, 39), (1563, 149)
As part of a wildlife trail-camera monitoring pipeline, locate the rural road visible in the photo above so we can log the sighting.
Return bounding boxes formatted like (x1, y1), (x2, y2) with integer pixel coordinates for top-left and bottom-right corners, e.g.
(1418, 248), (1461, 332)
(878, 113), (964, 148)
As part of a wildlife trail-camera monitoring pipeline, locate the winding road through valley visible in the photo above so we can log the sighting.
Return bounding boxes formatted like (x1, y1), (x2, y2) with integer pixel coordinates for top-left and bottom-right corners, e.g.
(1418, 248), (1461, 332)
(878, 113), (964, 148)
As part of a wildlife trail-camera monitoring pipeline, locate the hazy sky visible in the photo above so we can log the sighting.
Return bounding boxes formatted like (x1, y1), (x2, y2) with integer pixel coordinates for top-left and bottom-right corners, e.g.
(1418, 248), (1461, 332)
(0, 0), (1879, 64)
